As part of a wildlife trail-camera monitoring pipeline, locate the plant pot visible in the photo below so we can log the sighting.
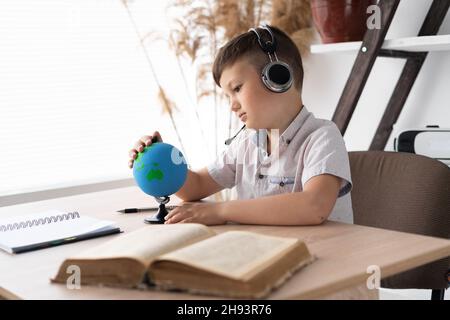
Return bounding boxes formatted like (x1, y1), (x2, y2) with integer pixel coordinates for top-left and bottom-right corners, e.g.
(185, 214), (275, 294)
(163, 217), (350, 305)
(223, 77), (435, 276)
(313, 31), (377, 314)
(311, 0), (378, 44)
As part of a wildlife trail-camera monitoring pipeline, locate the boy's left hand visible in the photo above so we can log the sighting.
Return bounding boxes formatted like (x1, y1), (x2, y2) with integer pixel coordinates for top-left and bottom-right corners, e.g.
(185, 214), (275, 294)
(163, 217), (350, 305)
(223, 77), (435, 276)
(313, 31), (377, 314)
(164, 202), (226, 225)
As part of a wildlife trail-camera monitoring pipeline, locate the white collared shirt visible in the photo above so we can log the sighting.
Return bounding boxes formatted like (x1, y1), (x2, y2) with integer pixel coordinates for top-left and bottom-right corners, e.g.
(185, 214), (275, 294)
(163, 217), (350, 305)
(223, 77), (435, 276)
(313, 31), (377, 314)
(207, 106), (353, 223)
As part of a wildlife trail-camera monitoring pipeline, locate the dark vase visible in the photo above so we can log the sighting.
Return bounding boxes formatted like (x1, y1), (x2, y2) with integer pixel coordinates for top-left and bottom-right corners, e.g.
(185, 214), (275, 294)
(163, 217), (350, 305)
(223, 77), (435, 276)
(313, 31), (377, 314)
(311, 0), (378, 44)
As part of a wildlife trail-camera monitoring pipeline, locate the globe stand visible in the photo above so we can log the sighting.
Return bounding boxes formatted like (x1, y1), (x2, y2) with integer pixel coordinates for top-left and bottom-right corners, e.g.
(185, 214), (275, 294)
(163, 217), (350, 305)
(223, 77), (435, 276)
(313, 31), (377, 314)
(144, 196), (170, 224)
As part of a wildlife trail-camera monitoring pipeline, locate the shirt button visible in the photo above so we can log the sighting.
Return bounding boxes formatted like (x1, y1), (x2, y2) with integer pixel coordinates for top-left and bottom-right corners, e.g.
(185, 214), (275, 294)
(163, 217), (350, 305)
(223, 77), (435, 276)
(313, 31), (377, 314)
(258, 174), (264, 179)
(286, 139), (291, 145)
(279, 181), (285, 187)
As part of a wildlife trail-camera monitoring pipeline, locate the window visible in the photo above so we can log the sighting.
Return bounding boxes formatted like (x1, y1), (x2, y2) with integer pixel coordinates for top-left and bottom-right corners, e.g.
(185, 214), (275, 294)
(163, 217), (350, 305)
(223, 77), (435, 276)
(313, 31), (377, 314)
(0, 0), (225, 198)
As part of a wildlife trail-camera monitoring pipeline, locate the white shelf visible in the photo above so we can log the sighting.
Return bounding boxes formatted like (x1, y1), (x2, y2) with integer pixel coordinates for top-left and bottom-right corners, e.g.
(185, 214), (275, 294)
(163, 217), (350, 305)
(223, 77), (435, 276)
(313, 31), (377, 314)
(310, 34), (450, 54)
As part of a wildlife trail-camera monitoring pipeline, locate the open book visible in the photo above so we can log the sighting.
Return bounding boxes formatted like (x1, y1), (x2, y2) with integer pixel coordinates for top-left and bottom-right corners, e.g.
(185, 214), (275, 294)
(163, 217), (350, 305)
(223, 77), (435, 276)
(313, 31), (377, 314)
(52, 224), (314, 298)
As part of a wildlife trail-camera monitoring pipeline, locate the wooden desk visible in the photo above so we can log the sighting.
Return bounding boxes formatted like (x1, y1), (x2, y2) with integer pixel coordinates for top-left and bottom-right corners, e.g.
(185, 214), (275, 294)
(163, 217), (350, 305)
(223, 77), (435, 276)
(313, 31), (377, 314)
(0, 186), (449, 300)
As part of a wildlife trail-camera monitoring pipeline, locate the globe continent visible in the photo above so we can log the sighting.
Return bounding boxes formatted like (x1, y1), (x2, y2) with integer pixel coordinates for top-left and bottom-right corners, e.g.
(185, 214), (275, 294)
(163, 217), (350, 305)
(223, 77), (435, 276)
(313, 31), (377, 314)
(133, 142), (187, 197)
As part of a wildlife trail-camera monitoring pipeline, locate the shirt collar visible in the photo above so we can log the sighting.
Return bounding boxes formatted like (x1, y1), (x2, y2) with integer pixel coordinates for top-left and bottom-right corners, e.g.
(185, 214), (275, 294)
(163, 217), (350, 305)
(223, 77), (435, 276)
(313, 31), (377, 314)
(279, 105), (309, 145)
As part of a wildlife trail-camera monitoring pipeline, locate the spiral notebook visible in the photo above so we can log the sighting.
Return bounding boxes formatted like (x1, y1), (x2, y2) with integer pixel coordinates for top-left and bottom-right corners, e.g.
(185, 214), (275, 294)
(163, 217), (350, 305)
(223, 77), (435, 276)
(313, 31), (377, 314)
(0, 210), (121, 254)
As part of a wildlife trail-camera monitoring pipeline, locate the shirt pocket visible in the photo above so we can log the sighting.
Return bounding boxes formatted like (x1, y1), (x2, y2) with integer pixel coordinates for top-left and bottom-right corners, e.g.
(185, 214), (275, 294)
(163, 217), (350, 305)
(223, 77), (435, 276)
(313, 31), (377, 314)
(267, 175), (295, 193)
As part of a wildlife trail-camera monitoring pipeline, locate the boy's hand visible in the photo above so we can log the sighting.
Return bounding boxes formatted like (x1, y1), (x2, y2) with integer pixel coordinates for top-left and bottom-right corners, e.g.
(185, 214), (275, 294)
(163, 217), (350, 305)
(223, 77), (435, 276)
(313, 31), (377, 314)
(128, 131), (163, 169)
(164, 202), (227, 226)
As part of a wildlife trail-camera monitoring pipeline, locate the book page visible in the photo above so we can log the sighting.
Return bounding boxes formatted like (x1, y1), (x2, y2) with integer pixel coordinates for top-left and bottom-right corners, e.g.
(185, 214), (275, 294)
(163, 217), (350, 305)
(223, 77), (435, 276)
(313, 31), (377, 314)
(154, 231), (299, 281)
(72, 223), (215, 266)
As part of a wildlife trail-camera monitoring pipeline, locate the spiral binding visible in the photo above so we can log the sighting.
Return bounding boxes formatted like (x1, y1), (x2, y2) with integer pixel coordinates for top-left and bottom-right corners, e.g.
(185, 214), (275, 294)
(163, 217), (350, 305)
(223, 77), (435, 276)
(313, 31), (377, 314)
(0, 211), (80, 232)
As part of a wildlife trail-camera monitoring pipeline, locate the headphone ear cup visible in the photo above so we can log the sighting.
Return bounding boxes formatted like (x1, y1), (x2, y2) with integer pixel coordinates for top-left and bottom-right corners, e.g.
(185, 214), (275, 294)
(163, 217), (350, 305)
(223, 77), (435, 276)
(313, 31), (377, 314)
(261, 61), (293, 93)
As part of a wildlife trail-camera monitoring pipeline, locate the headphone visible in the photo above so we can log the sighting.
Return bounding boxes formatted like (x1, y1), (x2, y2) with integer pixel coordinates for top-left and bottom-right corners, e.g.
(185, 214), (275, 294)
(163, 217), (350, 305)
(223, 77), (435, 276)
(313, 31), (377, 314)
(248, 24), (293, 93)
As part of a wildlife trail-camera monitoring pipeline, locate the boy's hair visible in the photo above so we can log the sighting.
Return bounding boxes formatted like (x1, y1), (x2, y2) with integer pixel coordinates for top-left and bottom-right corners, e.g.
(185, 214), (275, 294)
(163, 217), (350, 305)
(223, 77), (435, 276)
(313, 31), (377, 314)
(213, 25), (304, 93)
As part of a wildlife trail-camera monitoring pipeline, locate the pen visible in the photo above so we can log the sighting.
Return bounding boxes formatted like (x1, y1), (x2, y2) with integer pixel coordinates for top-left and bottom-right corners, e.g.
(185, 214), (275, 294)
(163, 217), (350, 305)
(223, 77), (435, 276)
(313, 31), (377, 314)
(117, 205), (178, 214)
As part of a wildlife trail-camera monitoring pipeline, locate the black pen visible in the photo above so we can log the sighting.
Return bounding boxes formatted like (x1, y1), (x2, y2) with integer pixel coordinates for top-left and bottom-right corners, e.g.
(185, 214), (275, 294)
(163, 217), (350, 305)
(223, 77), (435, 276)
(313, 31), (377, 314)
(117, 205), (178, 214)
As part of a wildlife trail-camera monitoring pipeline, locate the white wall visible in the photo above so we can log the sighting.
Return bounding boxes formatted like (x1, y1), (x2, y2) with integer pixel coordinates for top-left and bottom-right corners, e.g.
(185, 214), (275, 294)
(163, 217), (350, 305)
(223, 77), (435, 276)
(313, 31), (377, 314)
(302, 0), (450, 152)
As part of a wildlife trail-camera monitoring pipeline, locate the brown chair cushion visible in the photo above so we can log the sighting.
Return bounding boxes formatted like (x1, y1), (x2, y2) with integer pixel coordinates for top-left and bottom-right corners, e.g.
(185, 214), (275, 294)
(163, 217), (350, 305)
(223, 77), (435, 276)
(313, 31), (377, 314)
(349, 151), (450, 289)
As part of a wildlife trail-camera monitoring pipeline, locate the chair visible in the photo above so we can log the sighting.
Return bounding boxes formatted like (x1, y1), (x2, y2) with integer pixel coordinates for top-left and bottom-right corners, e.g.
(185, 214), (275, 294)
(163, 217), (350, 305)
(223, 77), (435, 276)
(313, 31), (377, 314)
(349, 151), (450, 300)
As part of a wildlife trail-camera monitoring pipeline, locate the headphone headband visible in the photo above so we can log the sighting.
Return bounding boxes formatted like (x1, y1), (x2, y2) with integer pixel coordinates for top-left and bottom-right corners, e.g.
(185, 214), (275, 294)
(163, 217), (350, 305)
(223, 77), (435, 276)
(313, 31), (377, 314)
(249, 24), (277, 54)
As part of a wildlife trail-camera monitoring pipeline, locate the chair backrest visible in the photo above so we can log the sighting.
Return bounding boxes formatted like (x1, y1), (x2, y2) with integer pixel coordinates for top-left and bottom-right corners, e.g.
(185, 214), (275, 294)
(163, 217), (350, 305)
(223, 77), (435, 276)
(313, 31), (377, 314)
(349, 151), (450, 289)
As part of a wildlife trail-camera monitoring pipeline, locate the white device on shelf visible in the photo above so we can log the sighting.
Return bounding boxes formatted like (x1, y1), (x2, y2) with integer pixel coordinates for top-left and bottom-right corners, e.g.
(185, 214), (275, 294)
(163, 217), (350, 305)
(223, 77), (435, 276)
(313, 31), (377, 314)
(393, 126), (450, 166)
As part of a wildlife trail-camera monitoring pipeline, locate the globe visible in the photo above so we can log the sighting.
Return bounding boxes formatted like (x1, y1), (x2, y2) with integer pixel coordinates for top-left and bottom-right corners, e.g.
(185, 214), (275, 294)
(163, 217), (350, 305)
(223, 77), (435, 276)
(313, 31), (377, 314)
(133, 142), (188, 197)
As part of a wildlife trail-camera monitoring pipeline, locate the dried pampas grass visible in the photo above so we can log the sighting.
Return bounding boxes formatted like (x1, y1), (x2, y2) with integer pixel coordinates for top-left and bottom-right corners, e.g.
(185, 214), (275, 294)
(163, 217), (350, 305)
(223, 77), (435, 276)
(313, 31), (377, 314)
(158, 87), (178, 116)
(271, 0), (315, 56)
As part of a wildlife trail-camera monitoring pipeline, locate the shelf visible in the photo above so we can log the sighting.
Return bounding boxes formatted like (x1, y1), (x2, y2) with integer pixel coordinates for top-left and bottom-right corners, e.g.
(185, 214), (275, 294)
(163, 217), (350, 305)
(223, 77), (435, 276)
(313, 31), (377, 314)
(310, 34), (450, 54)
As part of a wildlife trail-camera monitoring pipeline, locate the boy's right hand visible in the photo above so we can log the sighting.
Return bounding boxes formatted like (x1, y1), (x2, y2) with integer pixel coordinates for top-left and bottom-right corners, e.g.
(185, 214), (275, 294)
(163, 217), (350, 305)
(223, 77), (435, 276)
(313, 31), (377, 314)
(128, 131), (163, 169)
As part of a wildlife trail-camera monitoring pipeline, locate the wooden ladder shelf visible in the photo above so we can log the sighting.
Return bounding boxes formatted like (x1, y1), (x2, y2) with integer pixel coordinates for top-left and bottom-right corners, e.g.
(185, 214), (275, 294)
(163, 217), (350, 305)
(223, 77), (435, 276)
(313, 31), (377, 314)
(331, 0), (450, 150)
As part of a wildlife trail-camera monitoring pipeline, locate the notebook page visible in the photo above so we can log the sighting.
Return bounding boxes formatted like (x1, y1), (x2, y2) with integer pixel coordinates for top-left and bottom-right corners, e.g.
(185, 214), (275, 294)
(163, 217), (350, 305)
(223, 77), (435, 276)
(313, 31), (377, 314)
(0, 210), (117, 252)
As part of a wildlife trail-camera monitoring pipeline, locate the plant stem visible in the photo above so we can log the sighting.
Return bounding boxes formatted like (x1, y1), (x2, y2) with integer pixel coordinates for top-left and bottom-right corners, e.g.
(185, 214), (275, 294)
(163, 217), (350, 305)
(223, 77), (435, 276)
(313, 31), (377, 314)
(122, 1), (188, 160)
(174, 55), (210, 154)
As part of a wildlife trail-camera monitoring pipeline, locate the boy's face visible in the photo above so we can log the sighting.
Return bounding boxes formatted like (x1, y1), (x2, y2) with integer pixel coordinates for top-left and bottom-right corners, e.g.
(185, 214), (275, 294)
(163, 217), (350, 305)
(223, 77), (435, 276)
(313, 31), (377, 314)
(220, 58), (284, 129)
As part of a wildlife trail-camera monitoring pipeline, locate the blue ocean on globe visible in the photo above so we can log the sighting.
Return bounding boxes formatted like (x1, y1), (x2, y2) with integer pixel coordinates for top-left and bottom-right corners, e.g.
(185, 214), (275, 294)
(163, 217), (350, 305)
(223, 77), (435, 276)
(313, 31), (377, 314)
(133, 142), (187, 197)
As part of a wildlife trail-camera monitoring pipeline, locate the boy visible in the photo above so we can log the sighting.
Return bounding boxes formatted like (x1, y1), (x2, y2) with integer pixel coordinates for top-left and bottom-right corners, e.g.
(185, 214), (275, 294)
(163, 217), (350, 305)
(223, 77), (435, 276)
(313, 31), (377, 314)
(128, 25), (353, 226)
